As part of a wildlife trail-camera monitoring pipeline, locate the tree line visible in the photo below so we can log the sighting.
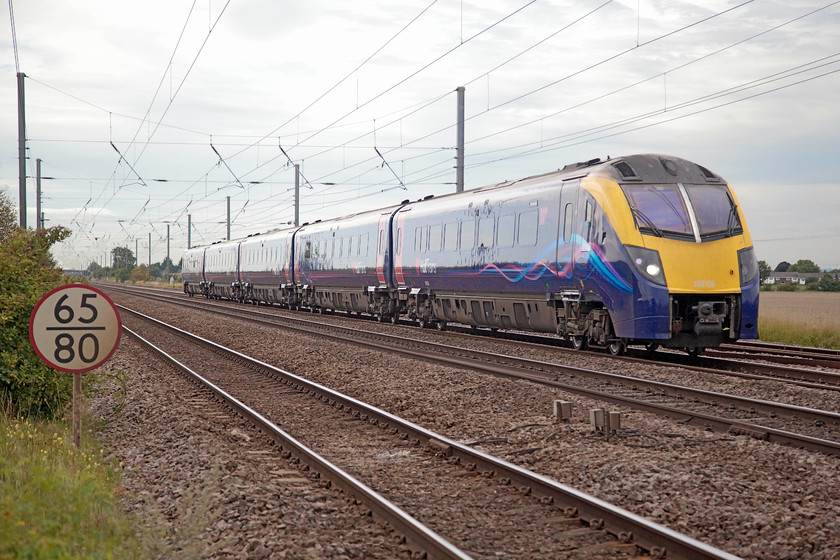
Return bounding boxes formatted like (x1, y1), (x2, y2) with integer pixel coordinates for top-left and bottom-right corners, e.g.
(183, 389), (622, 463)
(758, 259), (840, 292)
(85, 247), (181, 284)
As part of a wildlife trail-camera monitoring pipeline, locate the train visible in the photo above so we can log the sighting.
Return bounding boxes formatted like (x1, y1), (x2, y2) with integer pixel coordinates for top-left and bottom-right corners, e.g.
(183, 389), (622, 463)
(182, 153), (760, 356)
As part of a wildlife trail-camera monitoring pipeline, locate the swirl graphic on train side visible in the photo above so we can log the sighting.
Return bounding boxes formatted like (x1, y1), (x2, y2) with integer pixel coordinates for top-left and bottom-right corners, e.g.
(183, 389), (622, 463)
(446, 235), (632, 292)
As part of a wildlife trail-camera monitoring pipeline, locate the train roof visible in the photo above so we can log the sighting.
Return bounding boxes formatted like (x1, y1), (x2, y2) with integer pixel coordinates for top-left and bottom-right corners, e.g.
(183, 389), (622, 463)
(182, 154), (726, 255)
(471, 153), (725, 193)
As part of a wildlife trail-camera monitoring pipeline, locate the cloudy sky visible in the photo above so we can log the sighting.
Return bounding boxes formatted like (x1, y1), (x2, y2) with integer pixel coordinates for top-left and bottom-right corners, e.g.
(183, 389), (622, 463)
(2, 0), (839, 270)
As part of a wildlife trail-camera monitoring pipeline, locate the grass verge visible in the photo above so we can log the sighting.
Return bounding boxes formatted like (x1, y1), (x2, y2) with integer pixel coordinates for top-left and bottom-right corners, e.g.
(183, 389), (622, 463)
(758, 317), (840, 350)
(0, 411), (143, 560)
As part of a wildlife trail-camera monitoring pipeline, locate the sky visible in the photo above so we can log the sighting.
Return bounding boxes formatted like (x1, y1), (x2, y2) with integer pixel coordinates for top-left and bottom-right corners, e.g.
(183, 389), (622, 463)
(2, 0), (839, 271)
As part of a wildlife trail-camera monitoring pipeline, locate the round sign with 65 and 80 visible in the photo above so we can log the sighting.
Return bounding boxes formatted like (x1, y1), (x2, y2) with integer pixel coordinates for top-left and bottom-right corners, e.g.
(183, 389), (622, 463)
(29, 284), (122, 373)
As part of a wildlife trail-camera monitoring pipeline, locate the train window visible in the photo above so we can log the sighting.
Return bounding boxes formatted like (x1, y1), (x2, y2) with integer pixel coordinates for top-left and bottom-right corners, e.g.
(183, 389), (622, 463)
(396, 228), (402, 255)
(518, 211), (538, 246)
(563, 203), (573, 244)
(415, 227), (425, 253)
(622, 184), (692, 236)
(477, 217), (493, 248)
(429, 224), (442, 252)
(585, 201), (593, 242)
(497, 215), (515, 248)
(684, 184), (741, 237)
(304, 240), (312, 259)
(443, 222), (457, 252)
(378, 230), (385, 255)
(460, 220), (474, 250)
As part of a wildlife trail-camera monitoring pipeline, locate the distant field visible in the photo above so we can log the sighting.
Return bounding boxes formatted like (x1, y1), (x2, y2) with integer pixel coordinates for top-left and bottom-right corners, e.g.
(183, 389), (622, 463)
(757, 292), (840, 349)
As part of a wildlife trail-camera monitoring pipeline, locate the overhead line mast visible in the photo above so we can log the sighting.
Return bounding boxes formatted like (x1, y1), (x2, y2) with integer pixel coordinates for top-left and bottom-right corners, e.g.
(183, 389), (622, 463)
(17, 72), (26, 228)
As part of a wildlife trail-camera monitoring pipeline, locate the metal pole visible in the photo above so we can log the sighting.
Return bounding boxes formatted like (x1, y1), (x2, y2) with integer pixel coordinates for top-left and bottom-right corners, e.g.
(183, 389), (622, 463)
(294, 164), (300, 227)
(135, 238), (138, 266)
(36, 158), (42, 229)
(17, 72), (27, 228)
(187, 214), (192, 249)
(167, 224), (170, 261)
(455, 86), (465, 193)
(73, 373), (81, 448)
(148, 232), (151, 265)
(226, 196), (231, 240)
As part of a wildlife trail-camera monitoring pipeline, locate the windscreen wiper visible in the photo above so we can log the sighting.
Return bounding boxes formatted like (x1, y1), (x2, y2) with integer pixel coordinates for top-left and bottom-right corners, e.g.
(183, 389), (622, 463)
(727, 204), (741, 236)
(630, 206), (663, 237)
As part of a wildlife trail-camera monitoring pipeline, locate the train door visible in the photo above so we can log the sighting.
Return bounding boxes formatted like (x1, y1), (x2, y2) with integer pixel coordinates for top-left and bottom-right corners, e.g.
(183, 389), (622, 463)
(574, 186), (598, 292)
(376, 213), (390, 287)
(556, 181), (578, 282)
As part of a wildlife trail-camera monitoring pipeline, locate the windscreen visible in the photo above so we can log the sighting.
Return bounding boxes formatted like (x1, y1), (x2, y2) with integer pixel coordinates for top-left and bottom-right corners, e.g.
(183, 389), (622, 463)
(621, 183), (740, 240)
(621, 184), (692, 237)
(684, 184), (740, 236)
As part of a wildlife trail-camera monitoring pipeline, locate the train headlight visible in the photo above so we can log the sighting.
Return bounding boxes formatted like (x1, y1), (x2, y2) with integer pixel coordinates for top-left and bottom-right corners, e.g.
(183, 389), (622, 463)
(737, 246), (758, 286)
(625, 245), (667, 286)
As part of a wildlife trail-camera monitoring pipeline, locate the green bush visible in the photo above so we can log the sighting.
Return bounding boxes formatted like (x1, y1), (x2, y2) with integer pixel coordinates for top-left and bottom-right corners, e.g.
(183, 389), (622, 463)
(0, 224), (74, 418)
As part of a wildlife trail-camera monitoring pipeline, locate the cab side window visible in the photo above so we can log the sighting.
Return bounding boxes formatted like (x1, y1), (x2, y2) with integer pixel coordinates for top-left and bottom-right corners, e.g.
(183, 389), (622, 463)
(563, 203), (573, 244)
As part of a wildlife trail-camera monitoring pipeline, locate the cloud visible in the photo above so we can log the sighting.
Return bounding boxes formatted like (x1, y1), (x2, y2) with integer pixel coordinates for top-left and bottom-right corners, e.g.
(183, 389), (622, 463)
(1, 0), (838, 268)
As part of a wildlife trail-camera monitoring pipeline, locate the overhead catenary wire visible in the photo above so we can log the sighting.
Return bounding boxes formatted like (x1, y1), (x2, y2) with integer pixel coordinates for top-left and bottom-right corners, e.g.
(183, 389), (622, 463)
(38, 2), (840, 266)
(54, 0), (646, 235)
(81, 0), (232, 230)
(148, 1), (531, 223)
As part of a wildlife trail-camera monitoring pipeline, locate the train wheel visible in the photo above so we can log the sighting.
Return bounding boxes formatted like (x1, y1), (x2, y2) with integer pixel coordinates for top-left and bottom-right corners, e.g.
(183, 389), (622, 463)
(645, 342), (659, 354)
(436, 321), (447, 331)
(390, 314), (400, 324)
(607, 340), (626, 356)
(571, 336), (587, 351)
(686, 347), (704, 358)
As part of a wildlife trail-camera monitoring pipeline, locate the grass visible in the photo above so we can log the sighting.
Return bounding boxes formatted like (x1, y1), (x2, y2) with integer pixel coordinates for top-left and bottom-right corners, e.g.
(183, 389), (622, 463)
(0, 412), (143, 560)
(1, 368), (232, 560)
(758, 291), (840, 349)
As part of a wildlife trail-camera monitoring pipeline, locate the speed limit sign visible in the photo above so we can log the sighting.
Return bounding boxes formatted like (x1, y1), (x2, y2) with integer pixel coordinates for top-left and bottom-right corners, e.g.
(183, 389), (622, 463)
(29, 284), (122, 373)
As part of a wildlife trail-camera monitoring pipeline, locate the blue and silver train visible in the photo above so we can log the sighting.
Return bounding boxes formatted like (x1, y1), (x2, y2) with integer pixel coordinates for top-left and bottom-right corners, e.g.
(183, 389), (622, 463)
(182, 154), (760, 355)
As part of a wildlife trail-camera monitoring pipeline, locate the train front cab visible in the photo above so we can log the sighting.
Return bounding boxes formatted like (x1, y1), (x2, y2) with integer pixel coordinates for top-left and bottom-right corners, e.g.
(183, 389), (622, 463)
(581, 155), (759, 354)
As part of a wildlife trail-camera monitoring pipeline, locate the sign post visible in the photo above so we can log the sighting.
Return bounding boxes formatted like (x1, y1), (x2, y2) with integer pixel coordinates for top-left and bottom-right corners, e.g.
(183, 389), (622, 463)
(29, 284), (122, 448)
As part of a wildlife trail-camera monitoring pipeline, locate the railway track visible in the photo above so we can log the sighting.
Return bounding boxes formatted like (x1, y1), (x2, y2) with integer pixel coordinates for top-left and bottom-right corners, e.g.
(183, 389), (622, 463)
(708, 340), (840, 370)
(105, 284), (840, 457)
(120, 305), (740, 560)
(101, 284), (840, 390)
